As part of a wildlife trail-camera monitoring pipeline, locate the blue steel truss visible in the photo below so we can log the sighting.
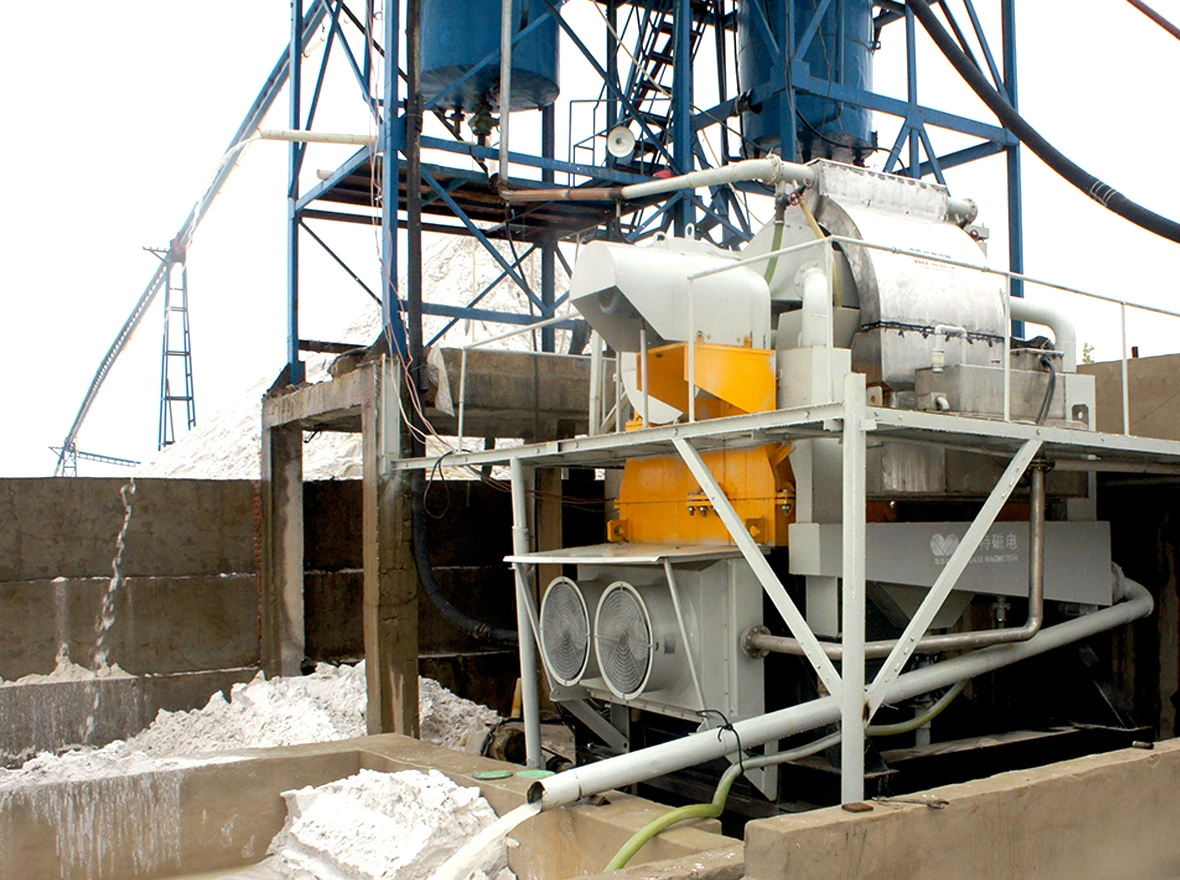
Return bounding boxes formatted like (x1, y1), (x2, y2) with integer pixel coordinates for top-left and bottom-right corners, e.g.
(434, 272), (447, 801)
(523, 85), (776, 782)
(56, 1), (1027, 471)
(281, 0), (1025, 383)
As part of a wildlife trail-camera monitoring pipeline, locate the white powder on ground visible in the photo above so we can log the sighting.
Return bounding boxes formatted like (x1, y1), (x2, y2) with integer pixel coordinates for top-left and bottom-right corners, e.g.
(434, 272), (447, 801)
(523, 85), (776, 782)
(0, 643), (131, 686)
(0, 662), (500, 788)
(264, 768), (515, 880)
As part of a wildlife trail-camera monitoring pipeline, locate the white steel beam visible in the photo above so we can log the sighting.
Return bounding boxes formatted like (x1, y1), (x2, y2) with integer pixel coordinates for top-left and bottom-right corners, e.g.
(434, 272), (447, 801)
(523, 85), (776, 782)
(671, 437), (843, 699)
(865, 437), (1043, 716)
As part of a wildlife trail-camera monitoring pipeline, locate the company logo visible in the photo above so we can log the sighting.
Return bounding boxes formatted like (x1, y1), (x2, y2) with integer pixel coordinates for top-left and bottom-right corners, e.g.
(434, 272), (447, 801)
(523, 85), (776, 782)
(929, 533), (960, 559)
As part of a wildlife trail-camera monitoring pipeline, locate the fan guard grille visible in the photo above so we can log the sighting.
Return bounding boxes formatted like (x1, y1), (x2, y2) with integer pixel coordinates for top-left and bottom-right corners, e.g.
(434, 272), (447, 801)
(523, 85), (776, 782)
(595, 582), (653, 699)
(540, 577), (590, 685)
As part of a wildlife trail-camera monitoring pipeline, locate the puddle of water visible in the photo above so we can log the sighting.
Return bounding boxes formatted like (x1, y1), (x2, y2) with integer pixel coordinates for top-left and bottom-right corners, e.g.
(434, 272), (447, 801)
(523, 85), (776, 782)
(428, 800), (543, 880)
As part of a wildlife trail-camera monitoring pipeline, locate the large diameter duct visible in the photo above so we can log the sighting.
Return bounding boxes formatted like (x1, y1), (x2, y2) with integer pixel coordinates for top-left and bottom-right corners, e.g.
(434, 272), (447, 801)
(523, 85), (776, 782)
(738, 0), (875, 160)
(529, 571), (1151, 810)
(570, 239), (772, 354)
(422, 0), (559, 112)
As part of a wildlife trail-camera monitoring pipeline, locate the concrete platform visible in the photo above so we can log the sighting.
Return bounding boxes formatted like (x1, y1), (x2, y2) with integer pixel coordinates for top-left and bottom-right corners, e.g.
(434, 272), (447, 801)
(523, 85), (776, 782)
(0, 733), (737, 880)
(3, 730), (1179, 879)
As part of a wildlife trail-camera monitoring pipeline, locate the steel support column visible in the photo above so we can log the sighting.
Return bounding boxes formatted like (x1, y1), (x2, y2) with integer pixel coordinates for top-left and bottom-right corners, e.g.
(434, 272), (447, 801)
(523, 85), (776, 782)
(287, 0), (305, 384)
(839, 371), (868, 803)
(510, 458), (544, 769)
(541, 103), (557, 353)
(673, 0), (693, 235)
(1002, 0), (1025, 313)
(382, 0), (409, 358)
(406, 0), (426, 407)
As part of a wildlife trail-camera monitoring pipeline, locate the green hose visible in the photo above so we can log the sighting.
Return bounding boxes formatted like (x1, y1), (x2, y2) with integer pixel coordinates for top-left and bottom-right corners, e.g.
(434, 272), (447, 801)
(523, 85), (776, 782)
(603, 732), (841, 871)
(604, 803), (723, 871)
(763, 217), (785, 284)
(866, 679), (967, 738)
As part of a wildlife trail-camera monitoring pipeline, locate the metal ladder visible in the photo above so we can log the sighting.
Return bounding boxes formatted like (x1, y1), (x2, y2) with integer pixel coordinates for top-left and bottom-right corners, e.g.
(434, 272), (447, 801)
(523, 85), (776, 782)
(157, 254), (196, 450)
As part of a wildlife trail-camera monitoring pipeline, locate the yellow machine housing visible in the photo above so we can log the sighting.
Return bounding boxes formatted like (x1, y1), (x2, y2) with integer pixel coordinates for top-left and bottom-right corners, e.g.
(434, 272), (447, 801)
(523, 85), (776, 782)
(612, 341), (795, 546)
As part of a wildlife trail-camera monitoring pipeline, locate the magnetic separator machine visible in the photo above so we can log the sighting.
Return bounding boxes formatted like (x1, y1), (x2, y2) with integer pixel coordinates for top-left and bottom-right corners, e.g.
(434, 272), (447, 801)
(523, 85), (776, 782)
(431, 158), (1168, 813)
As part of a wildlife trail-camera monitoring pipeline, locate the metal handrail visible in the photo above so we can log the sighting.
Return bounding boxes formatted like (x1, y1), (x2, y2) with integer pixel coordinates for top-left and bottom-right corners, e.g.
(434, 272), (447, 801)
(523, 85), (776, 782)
(680, 233), (1180, 435)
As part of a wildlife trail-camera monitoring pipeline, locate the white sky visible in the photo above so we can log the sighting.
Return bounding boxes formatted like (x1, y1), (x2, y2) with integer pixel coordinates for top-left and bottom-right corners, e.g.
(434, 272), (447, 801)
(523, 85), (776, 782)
(1, 1), (1178, 478)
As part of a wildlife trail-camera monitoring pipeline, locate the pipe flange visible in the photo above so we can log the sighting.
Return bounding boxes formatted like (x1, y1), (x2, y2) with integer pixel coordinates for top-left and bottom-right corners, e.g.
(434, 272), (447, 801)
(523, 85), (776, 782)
(742, 625), (772, 659)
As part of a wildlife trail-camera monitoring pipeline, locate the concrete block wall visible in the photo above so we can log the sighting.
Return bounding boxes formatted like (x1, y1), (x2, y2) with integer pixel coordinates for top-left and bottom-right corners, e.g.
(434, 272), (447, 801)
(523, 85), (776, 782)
(1, 475), (603, 755)
(0, 478), (259, 679)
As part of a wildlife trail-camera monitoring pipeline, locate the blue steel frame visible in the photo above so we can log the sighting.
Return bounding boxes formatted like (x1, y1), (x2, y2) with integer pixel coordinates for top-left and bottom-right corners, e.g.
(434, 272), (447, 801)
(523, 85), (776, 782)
(280, 0), (1026, 382)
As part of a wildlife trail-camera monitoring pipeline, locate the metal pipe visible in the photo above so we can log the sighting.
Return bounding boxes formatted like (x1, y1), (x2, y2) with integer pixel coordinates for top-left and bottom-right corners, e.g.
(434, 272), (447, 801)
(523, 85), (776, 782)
(527, 570), (1151, 810)
(1120, 302), (1131, 435)
(588, 330), (603, 435)
(639, 326), (650, 427)
(498, 158), (816, 204)
(258, 129), (375, 144)
(744, 462), (1049, 661)
(509, 458), (543, 769)
(498, 0), (514, 178)
(1010, 298), (1078, 371)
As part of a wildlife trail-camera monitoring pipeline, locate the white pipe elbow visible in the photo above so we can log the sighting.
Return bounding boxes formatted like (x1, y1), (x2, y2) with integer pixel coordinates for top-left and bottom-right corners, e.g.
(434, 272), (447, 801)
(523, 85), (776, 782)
(1010, 299), (1078, 372)
(798, 265), (830, 348)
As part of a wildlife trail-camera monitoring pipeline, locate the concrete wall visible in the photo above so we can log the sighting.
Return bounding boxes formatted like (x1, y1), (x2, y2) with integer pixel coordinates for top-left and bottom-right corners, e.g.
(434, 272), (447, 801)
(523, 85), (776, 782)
(1080, 353), (1180, 439)
(0, 478), (259, 679)
(1, 475), (601, 757)
(743, 740), (1180, 880)
(1079, 356), (1180, 738)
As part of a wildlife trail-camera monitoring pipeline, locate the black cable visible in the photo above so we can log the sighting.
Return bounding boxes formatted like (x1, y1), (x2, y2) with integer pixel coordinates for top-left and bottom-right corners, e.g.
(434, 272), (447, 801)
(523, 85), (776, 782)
(411, 471), (519, 644)
(908, 0), (1180, 245)
(697, 708), (747, 774)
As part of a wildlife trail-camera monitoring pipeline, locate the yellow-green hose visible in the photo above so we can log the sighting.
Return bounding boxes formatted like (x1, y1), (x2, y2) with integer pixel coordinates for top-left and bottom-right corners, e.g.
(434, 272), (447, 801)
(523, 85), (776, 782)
(604, 732), (841, 871)
(866, 679), (967, 738)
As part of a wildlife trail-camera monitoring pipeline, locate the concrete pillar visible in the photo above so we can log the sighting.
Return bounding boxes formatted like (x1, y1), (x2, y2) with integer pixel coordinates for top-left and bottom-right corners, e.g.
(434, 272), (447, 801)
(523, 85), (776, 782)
(260, 422), (305, 677)
(362, 361), (420, 736)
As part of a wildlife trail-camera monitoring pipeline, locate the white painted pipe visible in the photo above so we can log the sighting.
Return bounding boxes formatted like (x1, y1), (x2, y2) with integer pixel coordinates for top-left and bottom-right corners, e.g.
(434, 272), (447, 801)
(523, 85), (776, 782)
(527, 570), (1151, 809)
(798, 265), (830, 348)
(257, 129), (375, 145)
(948, 197), (978, 227)
(1010, 298), (1078, 372)
(618, 158), (815, 200)
(931, 324), (967, 374)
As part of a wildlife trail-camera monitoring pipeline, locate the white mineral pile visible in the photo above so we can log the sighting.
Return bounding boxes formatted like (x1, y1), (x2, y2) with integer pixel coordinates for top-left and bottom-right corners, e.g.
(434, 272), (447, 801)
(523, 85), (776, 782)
(0, 662), (500, 787)
(265, 768), (516, 880)
(136, 235), (567, 481)
(0, 643), (131, 686)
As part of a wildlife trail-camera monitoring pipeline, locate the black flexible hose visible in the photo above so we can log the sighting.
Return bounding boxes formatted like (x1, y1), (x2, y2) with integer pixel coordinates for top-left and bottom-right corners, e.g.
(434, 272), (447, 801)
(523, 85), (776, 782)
(908, 0), (1180, 245)
(411, 472), (519, 645)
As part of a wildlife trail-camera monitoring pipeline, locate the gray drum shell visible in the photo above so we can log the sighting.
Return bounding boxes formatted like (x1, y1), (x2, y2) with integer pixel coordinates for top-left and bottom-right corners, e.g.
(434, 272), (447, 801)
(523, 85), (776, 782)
(808, 163), (1006, 389)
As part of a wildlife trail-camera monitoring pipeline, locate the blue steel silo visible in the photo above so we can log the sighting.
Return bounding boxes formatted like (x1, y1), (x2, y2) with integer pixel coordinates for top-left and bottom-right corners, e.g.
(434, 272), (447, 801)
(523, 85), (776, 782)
(421, 0), (560, 116)
(738, 0), (875, 163)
